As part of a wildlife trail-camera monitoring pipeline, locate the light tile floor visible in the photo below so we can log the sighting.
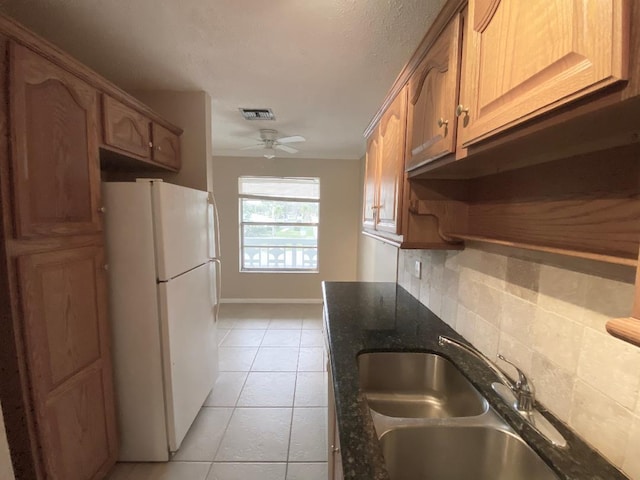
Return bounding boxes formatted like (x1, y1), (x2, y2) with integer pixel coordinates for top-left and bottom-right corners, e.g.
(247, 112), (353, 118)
(107, 303), (328, 480)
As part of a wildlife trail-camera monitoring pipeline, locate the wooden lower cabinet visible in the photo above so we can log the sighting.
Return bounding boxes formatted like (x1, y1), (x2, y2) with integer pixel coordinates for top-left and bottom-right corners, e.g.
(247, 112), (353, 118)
(327, 355), (343, 480)
(17, 245), (117, 479)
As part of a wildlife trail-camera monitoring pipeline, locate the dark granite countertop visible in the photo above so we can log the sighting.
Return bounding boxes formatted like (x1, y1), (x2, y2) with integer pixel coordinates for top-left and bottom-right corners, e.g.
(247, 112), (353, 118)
(322, 281), (629, 480)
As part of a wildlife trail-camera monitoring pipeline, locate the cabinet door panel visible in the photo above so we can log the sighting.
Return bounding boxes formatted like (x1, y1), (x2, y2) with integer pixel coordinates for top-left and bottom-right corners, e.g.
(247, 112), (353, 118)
(363, 132), (379, 229)
(405, 15), (461, 170)
(45, 369), (112, 480)
(18, 246), (117, 479)
(10, 42), (101, 238)
(327, 352), (343, 480)
(377, 90), (407, 234)
(461, 0), (629, 146)
(152, 123), (181, 170)
(102, 95), (151, 159)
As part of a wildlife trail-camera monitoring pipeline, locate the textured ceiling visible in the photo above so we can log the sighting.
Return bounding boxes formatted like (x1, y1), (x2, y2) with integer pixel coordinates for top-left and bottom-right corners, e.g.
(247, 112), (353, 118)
(0, 0), (446, 159)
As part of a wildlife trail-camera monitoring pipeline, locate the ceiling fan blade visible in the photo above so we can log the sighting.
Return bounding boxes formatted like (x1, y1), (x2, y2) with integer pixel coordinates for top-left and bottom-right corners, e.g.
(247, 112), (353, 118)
(276, 135), (306, 144)
(240, 144), (265, 150)
(275, 144), (298, 154)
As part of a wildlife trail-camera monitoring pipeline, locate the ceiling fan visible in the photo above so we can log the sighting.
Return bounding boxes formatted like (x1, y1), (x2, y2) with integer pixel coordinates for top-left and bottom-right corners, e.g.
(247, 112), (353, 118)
(241, 129), (306, 159)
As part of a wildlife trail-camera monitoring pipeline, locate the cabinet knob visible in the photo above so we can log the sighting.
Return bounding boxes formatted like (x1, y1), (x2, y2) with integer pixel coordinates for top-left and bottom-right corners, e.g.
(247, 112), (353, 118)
(331, 445), (340, 453)
(98, 206), (106, 213)
(148, 141), (153, 148)
(103, 264), (109, 271)
(156, 145), (162, 152)
(437, 118), (449, 128)
(455, 105), (469, 117)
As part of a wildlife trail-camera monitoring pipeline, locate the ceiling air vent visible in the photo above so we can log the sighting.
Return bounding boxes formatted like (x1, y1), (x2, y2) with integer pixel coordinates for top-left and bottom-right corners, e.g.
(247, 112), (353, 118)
(239, 108), (275, 121)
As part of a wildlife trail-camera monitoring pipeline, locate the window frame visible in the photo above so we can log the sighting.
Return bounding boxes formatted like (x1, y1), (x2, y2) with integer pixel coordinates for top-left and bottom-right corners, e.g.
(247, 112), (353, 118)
(238, 177), (320, 273)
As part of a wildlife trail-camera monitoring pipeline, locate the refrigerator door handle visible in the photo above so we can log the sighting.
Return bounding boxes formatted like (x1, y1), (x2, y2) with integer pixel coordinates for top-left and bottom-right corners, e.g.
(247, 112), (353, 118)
(210, 258), (222, 323)
(207, 192), (222, 260)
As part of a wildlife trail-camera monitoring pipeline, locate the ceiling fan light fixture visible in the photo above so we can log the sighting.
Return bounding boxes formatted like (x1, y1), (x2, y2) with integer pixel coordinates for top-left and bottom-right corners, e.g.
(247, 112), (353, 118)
(263, 147), (276, 159)
(241, 129), (306, 158)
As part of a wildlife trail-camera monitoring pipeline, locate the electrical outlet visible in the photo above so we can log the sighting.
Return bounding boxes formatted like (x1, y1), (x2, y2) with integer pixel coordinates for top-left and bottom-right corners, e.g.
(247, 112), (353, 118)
(414, 260), (422, 279)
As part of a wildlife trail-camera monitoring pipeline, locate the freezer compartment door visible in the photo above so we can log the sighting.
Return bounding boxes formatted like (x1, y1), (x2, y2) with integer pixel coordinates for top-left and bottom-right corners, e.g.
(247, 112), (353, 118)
(151, 181), (210, 280)
(158, 263), (218, 452)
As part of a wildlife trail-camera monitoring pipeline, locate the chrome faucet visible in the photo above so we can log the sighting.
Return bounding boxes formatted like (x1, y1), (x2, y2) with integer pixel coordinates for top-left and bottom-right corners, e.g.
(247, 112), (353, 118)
(496, 354), (535, 412)
(438, 336), (535, 413)
(438, 335), (566, 448)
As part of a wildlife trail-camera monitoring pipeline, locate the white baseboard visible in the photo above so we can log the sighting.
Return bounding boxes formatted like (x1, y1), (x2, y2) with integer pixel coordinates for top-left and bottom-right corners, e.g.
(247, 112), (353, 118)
(221, 298), (322, 304)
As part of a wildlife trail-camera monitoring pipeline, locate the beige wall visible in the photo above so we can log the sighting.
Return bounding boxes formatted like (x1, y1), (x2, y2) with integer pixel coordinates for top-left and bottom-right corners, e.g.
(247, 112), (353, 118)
(129, 90), (213, 191)
(213, 156), (361, 300)
(0, 402), (15, 480)
(395, 244), (640, 478)
(357, 234), (398, 282)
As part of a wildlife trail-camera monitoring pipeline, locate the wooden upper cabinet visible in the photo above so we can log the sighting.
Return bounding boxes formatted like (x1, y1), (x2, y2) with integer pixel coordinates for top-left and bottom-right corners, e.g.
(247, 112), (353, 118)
(102, 95), (151, 159)
(376, 89), (407, 234)
(363, 130), (379, 230)
(459, 0), (630, 147)
(405, 14), (462, 171)
(17, 246), (117, 479)
(102, 96), (183, 170)
(10, 42), (102, 238)
(152, 123), (181, 170)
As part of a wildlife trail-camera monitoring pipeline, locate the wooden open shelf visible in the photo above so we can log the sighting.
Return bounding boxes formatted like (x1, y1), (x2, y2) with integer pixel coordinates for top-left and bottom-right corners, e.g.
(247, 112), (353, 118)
(408, 143), (640, 264)
(607, 318), (640, 347)
(607, 249), (640, 347)
(446, 233), (638, 268)
(407, 143), (640, 347)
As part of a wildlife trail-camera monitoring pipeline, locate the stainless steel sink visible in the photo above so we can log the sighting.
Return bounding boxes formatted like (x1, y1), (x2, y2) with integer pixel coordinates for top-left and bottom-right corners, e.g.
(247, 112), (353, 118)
(358, 351), (561, 480)
(379, 426), (559, 480)
(358, 352), (487, 418)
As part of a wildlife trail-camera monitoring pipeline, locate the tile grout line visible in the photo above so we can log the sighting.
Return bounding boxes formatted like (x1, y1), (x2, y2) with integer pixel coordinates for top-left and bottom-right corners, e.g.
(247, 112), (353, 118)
(284, 317), (304, 479)
(210, 322), (257, 467)
(177, 307), (326, 477)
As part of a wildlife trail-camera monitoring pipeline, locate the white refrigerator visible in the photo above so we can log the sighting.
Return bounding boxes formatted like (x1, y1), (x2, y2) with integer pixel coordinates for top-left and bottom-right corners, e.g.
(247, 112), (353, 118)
(103, 179), (221, 461)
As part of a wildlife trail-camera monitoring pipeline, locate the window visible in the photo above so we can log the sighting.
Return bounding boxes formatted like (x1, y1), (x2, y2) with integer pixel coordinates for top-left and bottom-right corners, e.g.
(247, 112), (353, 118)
(239, 176), (320, 272)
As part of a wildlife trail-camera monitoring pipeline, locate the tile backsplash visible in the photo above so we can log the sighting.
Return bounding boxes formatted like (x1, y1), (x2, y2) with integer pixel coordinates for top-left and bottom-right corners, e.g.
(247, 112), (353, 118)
(397, 245), (640, 478)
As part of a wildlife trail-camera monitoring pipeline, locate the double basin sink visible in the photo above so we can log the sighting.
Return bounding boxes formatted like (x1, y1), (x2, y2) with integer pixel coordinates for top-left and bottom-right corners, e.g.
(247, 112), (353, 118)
(358, 352), (559, 480)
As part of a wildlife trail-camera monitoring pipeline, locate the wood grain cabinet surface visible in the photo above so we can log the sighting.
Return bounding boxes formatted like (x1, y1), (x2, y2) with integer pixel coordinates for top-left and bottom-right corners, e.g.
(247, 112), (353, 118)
(102, 95), (182, 171)
(9, 42), (102, 238)
(151, 122), (181, 170)
(17, 246), (117, 480)
(102, 95), (151, 159)
(376, 90), (407, 234)
(363, 131), (379, 230)
(459, 0), (630, 147)
(360, 0), (640, 345)
(0, 15), (186, 480)
(405, 14), (462, 171)
(363, 89), (407, 236)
